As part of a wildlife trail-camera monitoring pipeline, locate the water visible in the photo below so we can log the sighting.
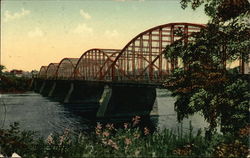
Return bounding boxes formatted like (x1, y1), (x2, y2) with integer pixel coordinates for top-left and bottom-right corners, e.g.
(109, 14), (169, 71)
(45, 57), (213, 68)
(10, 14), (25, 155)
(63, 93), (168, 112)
(0, 89), (208, 137)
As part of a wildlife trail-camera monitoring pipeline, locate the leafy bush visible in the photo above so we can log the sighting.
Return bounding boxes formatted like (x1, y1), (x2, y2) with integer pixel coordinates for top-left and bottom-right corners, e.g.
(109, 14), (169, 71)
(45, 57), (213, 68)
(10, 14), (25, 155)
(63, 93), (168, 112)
(0, 75), (31, 93)
(0, 118), (248, 157)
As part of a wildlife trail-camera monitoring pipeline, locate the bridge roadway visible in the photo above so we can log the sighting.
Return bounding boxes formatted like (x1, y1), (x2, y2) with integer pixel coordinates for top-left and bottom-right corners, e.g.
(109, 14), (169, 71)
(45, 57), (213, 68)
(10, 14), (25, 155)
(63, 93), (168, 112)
(33, 22), (247, 118)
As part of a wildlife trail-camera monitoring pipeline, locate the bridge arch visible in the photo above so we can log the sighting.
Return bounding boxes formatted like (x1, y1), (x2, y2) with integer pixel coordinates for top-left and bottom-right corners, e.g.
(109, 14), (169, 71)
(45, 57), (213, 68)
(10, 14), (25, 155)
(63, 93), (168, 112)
(56, 58), (79, 79)
(46, 63), (59, 79)
(74, 48), (120, 80)
(100, 22), (205, 82)
(38, 66), (48, 78)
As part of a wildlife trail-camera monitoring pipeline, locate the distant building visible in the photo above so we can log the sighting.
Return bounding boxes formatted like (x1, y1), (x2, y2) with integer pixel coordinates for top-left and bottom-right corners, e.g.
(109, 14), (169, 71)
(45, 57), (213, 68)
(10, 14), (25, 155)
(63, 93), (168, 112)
(9, 69), (38, 78)
(22, 71), (32, 78)
(10, 69), (23, 77)
(31, 70), (39, 78)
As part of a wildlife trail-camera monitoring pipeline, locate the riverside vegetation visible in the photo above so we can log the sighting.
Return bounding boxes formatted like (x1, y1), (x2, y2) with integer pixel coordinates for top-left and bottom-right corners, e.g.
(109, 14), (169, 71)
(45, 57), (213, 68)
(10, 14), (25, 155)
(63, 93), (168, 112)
(0, 75), (31, 93)
(0, 116), (249, 158)
(0, 65), (31, 93)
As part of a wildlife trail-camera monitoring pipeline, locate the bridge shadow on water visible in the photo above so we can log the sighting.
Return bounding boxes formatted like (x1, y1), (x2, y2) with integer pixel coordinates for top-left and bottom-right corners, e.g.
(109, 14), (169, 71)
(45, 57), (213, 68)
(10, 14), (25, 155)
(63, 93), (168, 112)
(60, 102), (159, 134)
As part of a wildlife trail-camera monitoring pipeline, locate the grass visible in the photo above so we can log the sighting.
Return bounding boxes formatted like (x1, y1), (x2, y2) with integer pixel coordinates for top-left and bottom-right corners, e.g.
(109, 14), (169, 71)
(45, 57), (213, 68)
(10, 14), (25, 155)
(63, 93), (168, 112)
(0, 117), (249, 158)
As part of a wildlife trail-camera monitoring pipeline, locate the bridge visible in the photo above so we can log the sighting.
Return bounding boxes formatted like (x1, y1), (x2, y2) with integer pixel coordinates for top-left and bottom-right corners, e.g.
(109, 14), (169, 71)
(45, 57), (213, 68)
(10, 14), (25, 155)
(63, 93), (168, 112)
(33, 22), (246, 118)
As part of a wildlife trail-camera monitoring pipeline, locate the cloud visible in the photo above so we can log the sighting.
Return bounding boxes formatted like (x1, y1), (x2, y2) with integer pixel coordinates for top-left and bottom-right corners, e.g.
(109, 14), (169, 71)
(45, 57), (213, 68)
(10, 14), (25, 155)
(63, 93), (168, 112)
(28, 27), (44, 38)
(105, 30), (119, 38)
(4, 8), (30, 22)
(80, 9), (91, 20)
(72, 23), (93, 34)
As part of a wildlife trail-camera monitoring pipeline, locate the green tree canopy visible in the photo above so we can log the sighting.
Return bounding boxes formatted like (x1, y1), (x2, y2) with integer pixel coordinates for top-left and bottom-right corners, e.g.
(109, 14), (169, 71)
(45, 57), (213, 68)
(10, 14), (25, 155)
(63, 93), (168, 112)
(164, 0), (250, 136)
(0, 65), (6, 74)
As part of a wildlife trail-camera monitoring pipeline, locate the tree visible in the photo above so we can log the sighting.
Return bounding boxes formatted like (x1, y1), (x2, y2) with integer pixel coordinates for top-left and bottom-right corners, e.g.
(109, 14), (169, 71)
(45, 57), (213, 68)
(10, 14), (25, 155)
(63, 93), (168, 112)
(0, 65), (6, 75)
(164, 0), (250, 137)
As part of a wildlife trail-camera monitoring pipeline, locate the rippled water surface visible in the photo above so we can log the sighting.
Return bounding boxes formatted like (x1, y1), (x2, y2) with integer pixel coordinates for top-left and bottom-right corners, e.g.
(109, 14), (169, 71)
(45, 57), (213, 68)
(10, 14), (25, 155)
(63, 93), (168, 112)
(0, 89), (208, 137)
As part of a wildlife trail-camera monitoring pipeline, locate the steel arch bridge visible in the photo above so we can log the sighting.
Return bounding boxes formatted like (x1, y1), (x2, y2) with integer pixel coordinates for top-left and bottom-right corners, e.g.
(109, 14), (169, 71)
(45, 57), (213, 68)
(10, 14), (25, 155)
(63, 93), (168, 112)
(38, 22), (243, 84)
(100, 22), (204, 82)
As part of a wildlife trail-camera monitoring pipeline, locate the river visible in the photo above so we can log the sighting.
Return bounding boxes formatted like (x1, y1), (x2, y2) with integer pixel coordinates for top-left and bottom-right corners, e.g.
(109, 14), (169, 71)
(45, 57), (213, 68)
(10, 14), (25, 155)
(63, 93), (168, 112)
(0, 89), (208, 137)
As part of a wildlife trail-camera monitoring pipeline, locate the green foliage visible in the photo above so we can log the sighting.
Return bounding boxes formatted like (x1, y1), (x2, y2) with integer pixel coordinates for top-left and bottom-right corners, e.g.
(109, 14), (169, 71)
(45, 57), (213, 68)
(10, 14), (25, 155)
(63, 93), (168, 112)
(0, 121), (249, 158)
(164, 0), (250, 135)
(165, 22), (249, 67)
(0, 65), (5, 74)
(180, 0), (220, 18)
(180, 0), (250, 22)
(0, 74), (31, 92)
(220, 76), (250, 134)
(0, 65), (31, 92)
(0, 122), (39, 157)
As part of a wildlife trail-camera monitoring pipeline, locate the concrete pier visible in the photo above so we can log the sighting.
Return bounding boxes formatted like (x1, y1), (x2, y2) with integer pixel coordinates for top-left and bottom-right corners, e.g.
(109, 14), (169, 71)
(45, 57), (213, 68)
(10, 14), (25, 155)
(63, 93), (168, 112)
(40, 80), (54, 96)
(97, 85), (156, 118)
(66, 82), (104, 105)
(48, 80), (71, 101)
(33, 79), (158, 118)
(33, 79), (44, 93)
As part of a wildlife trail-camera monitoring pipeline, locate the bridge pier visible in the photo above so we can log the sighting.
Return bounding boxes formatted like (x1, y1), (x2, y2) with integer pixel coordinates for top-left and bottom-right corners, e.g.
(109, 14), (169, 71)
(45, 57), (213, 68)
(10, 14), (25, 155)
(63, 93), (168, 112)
(66, 82), (104, 104)
(48, 80), (72, 101)
(97, 85), (156, 118)
(48, 82), (56, 97)
(64, 83), (74, 103)
(34, 80), (158, 118)
(40, 80), (54, 96)
(33, 79), (44, 93)
(62, 82), (104, 115)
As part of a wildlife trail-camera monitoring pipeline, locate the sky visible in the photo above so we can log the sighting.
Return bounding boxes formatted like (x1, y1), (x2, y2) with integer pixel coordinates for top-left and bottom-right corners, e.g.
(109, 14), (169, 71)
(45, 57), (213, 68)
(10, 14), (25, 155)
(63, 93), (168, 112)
(1, 0), (209, 71)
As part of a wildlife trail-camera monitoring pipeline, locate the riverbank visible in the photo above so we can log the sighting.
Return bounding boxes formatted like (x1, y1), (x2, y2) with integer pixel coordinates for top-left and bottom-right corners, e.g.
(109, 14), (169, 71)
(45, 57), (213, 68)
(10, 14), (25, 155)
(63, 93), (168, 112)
(0, 75), (31, 94)
(0, 119), (249, 158)
(0, 90), (29, 94)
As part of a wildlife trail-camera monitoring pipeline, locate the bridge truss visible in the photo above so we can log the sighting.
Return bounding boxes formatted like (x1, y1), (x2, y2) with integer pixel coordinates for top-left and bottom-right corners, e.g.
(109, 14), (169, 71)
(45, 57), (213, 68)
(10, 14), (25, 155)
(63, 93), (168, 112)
(37, 22), (246, 83)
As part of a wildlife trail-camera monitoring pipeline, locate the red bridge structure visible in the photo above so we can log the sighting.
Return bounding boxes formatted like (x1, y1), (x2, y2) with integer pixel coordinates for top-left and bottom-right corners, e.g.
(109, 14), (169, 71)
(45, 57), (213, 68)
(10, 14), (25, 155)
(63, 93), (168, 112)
(34, 22), (247, 118)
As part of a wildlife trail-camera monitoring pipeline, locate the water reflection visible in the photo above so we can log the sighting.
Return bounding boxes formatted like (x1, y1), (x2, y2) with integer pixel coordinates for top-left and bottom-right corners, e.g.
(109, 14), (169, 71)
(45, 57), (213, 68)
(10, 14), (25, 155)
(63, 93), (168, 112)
(60, 102), (159, 135)
(0, 89), (208, 137)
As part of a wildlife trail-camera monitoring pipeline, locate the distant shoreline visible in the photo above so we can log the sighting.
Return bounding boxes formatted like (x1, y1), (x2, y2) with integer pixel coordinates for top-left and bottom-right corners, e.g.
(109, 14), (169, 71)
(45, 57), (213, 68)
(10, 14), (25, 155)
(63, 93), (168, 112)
(0, 89), (29, 94)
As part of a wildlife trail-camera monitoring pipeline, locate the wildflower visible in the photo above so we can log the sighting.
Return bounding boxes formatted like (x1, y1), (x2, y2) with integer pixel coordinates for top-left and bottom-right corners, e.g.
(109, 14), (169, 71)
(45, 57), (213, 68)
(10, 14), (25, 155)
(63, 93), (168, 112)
(63, 128), (70, 136)
(107, 139), (114, 145)
(173, 144), (192, 156)
(132, 116), (141, 126)
(59, 135), (65, 146)
(102, 131), (110, 137)
(124, 138), (132, 145)
(239, 125), (250, 137)
(95, 129), (101, 135)
(152, 152), (156, 157)
(134, 133), (140, 138)
(124, 123), (129, 129)
(96, 122), (102, 130)
(95, 122), (102, 135)
(107, 139), (119, 150)
(214, 141), (248, 158)
(47, 133), (53, 145)
(112, 143), (119, 150)
(102, 138), (108, 145)
(144, 127), (150, 135)
(135, 150), (140, 157)
(106, 123), (114, 130)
